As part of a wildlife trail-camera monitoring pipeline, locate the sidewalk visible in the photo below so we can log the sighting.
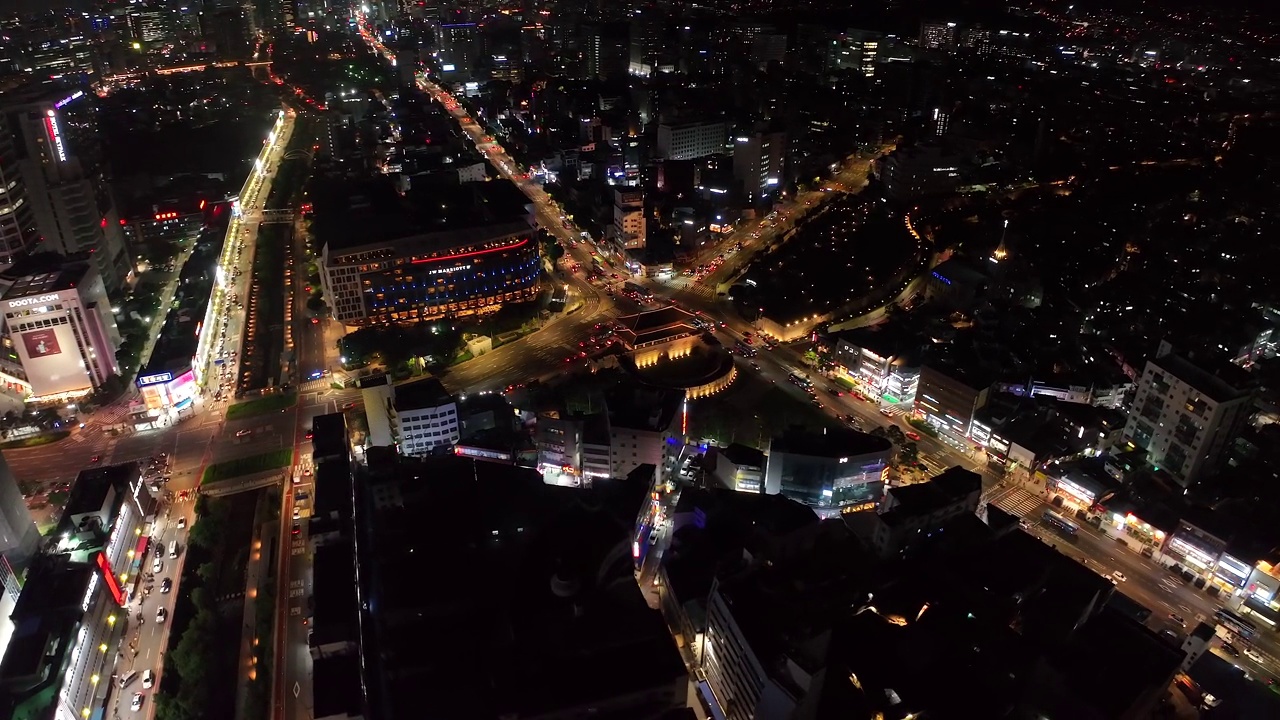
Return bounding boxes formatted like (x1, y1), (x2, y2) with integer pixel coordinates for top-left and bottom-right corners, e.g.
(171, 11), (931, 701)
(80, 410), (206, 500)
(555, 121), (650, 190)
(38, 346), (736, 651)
(233, 501), (274, 720)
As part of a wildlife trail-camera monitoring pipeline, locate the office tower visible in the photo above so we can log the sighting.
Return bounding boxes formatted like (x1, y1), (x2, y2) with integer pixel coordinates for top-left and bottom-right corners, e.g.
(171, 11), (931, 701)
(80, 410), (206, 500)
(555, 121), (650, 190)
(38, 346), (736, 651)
(1122, 348), (1255, 488)
(732, 127), (786, 202)
(919, 21), (957, 51)
(437, 21), (479, 77)
(0, 113), (40, 268)
(0, 453), (39, 575)
(612, 189), (645, 250)
(1, 87), (131, 292)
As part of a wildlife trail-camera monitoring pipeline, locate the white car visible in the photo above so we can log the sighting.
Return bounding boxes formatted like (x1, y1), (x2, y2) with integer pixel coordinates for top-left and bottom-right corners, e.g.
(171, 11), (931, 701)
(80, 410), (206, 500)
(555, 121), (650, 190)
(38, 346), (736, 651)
(177, 516), (186, 529)
(1245, 648), (1266, 664)
(1111, 571), (1127, 583)
(153, 558), (163, 574)
(142, 669), (155, 689)
(131, 693), (144, 712)
(156, 607), (167, 623)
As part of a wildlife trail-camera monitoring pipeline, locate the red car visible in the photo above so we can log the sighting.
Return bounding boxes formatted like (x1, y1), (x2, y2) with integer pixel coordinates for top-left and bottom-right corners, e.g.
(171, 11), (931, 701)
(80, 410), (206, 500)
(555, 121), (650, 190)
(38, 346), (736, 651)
(905, 431), (921, 441)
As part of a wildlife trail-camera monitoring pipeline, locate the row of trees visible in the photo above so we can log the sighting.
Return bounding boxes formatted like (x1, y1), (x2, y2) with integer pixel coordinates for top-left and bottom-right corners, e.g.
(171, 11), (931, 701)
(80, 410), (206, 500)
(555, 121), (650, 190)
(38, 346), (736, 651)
(155, 496), (231, 720)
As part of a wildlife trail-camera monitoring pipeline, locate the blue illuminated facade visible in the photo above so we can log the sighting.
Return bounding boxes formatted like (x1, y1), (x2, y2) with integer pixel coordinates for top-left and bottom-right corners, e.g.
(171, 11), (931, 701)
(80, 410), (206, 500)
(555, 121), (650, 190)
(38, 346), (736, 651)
(322, 230), (542, 326)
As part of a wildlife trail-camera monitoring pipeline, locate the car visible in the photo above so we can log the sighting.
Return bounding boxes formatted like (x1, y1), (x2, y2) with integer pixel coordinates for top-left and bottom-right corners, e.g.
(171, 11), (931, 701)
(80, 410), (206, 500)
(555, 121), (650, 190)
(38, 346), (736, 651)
(750, 362), (761, 371)
(142, 670), (155, 689)
(304, 430), (313, 439)
(177, 516), (186, 529)
(905, 431), (921, 441)
(153, 557), (165, 573)
(1220, 642), (1241, 657)
(155, 607), (167, 623)
(160, 578), (172, 594)
(308, 370), (324, 380)
(131, 693), (144, 712)
(1111, 570), (1127, 583)
(1245, 648), (1267, 664)
(1169, 613), (1187, 627)
(292, 522), (301, 536)
(293, 506), (301, 520)
(89, 455), (101, 464)
(341, 402), (356, 410)
(235, 429), (251, 437)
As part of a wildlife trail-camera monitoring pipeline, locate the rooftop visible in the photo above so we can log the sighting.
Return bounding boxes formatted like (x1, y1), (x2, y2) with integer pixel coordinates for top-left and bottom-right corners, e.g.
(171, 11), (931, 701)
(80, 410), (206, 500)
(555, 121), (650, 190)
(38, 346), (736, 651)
(312, 654), (364, 720)
(312, 177), (533, 254)
(615, 306), (701, 348)
(361, 458), (687, 719)
(0, 260), (92, 302)
(392, 377), (454, 413)
(719, 442), (765, 469)
(769, 426), (893, 460)
(1151, 352), (1253, 404)
(605, 385), (683, 434)
(884, 467), (981, 517)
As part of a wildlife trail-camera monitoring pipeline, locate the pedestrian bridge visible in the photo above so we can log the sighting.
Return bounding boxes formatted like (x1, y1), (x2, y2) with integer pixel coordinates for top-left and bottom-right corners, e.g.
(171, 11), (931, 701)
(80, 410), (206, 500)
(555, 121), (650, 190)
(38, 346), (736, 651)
(239, 208), (295, 224)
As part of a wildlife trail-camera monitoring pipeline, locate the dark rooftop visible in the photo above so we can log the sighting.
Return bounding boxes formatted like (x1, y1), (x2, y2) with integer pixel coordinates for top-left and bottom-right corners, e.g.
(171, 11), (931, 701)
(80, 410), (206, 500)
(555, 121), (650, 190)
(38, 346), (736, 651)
(605, 385), (683, 434)
(312, 177), (533, 253)
(1152, 353), (1253, 404)
(311, 541), (357, 640)
(361, 459), (687, 719)
(392, 377), (454, 412)
(885, 466), (981, 517)
(719, 442), (765, 469)
(312, 654), (364, 720)
(769, 426), (893, 460)
(0, 260), (92, 302)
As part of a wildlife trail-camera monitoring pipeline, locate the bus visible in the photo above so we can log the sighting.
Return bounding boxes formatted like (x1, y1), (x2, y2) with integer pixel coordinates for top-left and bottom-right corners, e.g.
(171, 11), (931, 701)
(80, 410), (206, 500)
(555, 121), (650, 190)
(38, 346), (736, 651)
(1215, 608), (1259, 641)
(787, 373), (813, 389)
(623, 282), (652, 299)
(1041, 510), (1080, 542)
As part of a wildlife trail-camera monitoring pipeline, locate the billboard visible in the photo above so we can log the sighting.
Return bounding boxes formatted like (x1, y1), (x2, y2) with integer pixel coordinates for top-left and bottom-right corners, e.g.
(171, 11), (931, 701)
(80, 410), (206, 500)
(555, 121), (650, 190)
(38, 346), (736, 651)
(18, 324), (90, 397)
(21, 329), (61, 358)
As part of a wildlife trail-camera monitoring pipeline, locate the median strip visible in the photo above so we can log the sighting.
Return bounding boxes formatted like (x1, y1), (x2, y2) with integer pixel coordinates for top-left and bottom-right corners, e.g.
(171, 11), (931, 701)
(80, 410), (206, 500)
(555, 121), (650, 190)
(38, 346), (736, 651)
(201, 449), (294, 486)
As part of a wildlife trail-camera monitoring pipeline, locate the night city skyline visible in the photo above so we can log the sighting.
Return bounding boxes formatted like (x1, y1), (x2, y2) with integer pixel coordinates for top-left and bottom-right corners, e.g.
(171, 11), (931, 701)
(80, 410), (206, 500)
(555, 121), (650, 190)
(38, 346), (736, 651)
(0, 1), (1278, 719)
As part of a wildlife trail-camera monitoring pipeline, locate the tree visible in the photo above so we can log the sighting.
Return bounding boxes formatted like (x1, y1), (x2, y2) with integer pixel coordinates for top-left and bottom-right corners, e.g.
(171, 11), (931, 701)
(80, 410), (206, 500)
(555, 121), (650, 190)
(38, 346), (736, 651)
(187, 501), (222, 551)
(546, 241), (565, 262)
(899, 441), (919, 465)
(802, 349), (819, 367)
(886, 425), (906, 445)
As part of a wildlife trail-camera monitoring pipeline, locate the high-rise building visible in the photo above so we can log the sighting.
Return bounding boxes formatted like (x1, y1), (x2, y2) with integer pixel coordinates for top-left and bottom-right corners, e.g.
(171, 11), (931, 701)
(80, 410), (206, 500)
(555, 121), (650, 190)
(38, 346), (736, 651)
(656, 121), (726, 161)
(1122, 348), (1255, 488)
(0, 260), (122, 400)
(732, 128), (786, 202)
(0, 453), (39, 575)
(437, 21), (479, 76)
(612, 188), (645, 250)
(827, 29), (880, 78)
(0, 112), (40, 269)
(1, 87), (131, 292)
(918, 21), (957, 51)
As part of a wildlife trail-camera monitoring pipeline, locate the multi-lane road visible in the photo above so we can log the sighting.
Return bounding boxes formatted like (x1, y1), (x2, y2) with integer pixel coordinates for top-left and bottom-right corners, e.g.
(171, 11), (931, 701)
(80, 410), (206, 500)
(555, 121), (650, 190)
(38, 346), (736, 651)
(196, 109), (296, 403)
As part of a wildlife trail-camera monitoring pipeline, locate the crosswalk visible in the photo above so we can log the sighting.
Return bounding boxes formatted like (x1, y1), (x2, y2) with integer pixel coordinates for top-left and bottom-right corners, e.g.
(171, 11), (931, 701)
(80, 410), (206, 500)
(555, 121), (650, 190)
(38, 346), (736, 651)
(988, 487), (1044, 518)
(879, 404), (910, 417)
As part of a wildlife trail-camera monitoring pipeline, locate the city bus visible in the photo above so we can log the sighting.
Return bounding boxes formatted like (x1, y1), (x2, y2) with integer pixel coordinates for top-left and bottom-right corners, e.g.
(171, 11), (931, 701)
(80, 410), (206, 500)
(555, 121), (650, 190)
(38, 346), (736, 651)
(623, 282), (652, 299)
(1041, 510), (1080, 542)
(788, 373), (813, 389)
(1215, 608), (1259, 641)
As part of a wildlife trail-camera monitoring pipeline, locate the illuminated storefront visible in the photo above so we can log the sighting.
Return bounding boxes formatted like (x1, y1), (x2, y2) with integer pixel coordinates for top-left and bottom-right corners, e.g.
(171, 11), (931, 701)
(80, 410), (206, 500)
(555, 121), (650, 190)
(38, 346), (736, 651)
(1213, 554), (1251, 592)
(1166, 535), (1220, 574)
(1107, 511), (1166, 549)
(1048, 474), (1096, 512)
(136, 368), (198, 412)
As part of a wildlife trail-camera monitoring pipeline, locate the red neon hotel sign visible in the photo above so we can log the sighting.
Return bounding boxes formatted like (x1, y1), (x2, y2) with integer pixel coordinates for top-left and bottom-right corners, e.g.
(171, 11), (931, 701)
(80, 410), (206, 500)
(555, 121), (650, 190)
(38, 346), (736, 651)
(95, 552), (125, 607)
